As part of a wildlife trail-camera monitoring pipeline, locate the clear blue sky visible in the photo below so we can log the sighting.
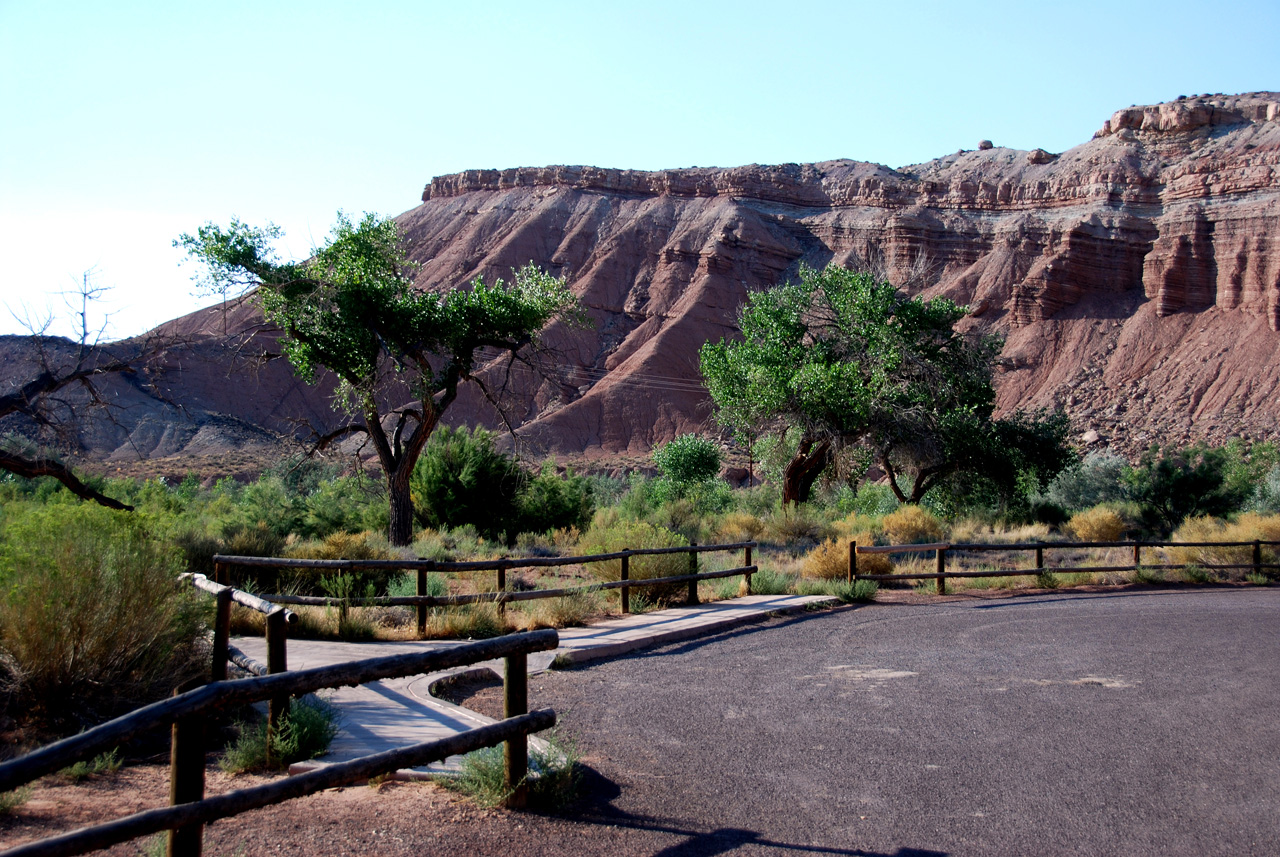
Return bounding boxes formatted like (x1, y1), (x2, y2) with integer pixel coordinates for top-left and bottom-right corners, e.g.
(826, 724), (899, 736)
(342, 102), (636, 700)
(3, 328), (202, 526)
(2, 0), (1276, 339)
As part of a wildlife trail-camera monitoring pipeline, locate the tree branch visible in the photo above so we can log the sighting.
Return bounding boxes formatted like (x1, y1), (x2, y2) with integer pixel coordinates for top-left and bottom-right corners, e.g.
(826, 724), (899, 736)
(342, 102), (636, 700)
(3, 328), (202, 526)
(0, 448), (132, 511)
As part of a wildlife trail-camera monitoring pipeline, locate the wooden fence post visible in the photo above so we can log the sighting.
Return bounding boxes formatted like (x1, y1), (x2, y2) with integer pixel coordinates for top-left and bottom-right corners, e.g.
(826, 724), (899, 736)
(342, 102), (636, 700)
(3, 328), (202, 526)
(213, 561), (226, 587)
(265, 610), (289, 766)
(1035, 546), (1044, 570)
(168, 679), (206, 857)
(935, 547), (946, 596)
(1254, 540), (1263, 577)
(849, 541), (857, 584)
(688, 543), (700, 605)
(211, 589), (232, 683)
(416, 569), (427, 639)
(497, 564), (507, 617)
(503, 652), (529, 809)
(1133, 543), (1141, 568)
(744, 544), (753, 595)
(620, 552), (630, 614)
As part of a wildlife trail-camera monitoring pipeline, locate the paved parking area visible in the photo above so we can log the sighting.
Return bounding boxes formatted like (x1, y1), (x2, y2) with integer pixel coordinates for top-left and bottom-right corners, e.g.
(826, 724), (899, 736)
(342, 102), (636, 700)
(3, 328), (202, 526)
(531, 588), (1280, 856)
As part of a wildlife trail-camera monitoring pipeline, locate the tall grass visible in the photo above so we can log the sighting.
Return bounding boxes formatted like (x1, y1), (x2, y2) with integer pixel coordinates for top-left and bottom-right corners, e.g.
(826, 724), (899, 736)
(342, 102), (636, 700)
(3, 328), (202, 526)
(0, 503), (207, 733)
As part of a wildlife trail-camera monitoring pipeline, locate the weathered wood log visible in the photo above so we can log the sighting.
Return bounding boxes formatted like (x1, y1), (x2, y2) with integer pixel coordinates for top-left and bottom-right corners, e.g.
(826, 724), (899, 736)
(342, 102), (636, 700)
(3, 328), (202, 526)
(0, 710), (556, 857)
(0, 630), (560, 793)
(167, 683), (205, 857)
(257, 565), (758, 608)
(210, 590), (231, 683)
(503, 653), (529, 809)
(210, 542), (758, 573)
(182, 574), (296, 621)
(225, 646), (268, 677)
(687, 543), (699, 605)
(620, 552), (630, 614)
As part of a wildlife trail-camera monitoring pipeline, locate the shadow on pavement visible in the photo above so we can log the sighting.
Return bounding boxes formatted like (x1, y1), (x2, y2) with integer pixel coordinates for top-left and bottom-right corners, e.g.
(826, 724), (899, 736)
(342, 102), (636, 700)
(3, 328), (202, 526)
(545, 764), (946, 857)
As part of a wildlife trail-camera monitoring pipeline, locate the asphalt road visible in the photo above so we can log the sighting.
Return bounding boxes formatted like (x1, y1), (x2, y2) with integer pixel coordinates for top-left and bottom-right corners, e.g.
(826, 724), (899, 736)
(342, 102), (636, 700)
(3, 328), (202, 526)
(530, 588), (1280, 856)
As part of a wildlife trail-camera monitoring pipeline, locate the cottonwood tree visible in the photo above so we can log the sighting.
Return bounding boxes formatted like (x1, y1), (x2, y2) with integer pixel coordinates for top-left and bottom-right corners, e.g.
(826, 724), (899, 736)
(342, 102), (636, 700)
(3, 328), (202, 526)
(178, 213), (580, 545)
(700, 265), (1070, 505)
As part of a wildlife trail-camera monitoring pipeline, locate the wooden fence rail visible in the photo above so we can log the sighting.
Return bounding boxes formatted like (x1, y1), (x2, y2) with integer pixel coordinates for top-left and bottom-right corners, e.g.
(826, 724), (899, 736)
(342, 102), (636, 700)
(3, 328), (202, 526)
(0, 630), (560, 857)
(851, 538), (1280, 595)
(210, 541), (758, 637)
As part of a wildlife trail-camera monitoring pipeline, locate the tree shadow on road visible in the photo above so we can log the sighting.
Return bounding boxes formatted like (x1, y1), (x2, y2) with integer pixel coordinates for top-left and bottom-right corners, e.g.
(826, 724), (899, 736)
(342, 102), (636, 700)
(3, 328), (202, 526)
(547, 763), (946, 857)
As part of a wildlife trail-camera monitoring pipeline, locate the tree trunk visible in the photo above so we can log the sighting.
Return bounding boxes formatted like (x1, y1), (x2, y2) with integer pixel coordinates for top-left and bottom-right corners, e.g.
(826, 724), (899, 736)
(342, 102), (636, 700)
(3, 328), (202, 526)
(782, 438), (833, 505)
(387, 467), (415, 547)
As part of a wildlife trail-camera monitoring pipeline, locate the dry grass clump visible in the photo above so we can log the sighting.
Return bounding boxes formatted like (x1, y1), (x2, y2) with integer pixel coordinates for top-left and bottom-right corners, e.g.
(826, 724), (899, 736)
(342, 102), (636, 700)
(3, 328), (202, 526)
(513, 589), (605, 629)
(881, 505), (945, 545)
(1066, 506), (1127, 542)
(1168, 513), (1280, 570)
(715, 511), (766, 543)
(950, 518), (1050, 544)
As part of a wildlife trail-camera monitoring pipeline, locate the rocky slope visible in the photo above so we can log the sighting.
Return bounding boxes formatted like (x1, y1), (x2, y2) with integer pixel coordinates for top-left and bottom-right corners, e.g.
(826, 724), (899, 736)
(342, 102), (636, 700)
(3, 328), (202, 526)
(7, 92), (1279, 473)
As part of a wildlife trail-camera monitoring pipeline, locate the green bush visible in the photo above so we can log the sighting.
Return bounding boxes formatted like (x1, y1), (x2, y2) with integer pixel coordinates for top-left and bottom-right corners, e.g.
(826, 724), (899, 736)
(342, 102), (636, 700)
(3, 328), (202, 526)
(517, 463), (595, 534)
(411, 426), (526, 540)
(653, 434), (722, 485)
(0, 504), (207, 733)
(219, 694), (339, 773)
(1042, 451), (1127, 512)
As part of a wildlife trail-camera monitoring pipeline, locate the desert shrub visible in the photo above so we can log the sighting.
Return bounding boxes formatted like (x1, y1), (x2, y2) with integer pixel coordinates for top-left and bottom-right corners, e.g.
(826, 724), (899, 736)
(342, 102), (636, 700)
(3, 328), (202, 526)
(517, 463), (595, 535)
(1249, 466), (1280, 514)
(844, 482), (899, 517)
(743, 567), (795, 595)
(222, 521), (287, 558)
(761, 504), (829, 545)
(411, 426), (527, 541)
(578, 519), (689, 604)
(300, 474), (388, 538)
(173, 528), (223, 577)
(443, 730), (581, 810)
(235, 475), (305, 537)
(1042, 451), (1127, 512)
(0, 504), (207, 733)
(1066, 505), (1127, 542)
(802, 538), (851, 580)
(881, 505), (945, 545)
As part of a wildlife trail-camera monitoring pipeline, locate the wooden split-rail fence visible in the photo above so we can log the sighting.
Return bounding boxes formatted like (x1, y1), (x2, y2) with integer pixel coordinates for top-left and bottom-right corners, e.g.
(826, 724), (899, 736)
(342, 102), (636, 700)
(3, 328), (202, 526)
(850, 538), (1280, 595)
(0, 611), (560, 857)
(210, 540), (758, 637)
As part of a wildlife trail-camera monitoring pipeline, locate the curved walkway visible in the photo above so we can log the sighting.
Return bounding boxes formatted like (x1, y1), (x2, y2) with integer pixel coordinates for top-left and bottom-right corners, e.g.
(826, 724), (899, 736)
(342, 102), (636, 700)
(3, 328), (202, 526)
(231, 593), (837, 777)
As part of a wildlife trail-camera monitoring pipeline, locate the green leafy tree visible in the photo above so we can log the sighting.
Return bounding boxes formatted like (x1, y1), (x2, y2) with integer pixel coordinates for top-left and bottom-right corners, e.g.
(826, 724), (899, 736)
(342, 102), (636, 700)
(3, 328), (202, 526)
(178, 213), (580, 545)
(1122, 444), (1250, 536)
(700, 265), (1070, 505)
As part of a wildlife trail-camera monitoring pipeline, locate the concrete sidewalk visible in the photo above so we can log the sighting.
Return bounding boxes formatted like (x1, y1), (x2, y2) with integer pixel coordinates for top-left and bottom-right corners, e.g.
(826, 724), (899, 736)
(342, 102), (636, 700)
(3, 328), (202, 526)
(232, 593), (838, 778)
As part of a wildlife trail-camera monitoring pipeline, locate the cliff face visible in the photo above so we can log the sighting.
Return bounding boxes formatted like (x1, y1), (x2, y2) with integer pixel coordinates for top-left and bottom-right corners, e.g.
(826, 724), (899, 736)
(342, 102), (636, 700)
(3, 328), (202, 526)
(8, 93), (1278, 473)
(397, 92), (1280, 457)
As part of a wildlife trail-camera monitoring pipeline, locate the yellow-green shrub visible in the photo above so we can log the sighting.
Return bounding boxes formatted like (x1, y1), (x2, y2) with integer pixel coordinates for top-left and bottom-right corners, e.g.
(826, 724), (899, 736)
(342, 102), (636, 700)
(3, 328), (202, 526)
(881, 505), (945, 545)
(802, 539), (851, 580)
(1067, 506), (1126, 542)
(578, 519), (689, 604)
(850, 532), (894, 576)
